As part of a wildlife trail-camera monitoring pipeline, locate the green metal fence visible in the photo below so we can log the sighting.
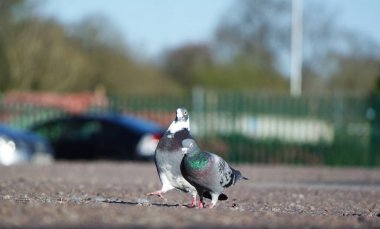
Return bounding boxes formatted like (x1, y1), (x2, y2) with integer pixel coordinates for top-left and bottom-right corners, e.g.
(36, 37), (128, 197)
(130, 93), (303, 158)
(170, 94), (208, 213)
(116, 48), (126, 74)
(1, 92), (379, 166)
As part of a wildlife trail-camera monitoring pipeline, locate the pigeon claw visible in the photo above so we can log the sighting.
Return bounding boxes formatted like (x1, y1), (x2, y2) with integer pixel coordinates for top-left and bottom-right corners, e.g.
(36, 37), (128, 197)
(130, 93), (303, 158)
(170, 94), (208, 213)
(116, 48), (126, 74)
(184, 196), (197, 208)
(146, 190), (165, 199)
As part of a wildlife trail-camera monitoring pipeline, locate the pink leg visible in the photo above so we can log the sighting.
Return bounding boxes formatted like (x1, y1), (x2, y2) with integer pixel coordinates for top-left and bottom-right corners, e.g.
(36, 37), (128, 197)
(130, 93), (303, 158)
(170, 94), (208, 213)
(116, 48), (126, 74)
(198, 196), (205, 209)
(146, 190), (164, 198)
(208, 203), (215, 208)
(187, 195), (197, 208)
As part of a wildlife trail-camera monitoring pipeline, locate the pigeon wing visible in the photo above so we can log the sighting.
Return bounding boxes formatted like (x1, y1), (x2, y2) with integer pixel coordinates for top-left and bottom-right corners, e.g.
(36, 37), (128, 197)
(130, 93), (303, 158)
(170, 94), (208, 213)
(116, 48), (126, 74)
(215, 156), (235, 188)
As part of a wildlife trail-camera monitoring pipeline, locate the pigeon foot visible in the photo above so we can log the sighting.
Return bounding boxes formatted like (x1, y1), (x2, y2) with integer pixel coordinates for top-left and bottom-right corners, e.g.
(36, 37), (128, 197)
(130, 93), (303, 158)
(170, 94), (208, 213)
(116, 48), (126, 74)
(146, 190), (165, 199)
(183, 196), (197, 208)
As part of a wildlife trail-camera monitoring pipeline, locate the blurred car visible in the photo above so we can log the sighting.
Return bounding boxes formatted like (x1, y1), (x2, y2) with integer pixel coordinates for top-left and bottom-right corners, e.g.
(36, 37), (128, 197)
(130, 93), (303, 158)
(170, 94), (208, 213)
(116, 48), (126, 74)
(30, 114), (165, 161)
(0, 124), (54, 165)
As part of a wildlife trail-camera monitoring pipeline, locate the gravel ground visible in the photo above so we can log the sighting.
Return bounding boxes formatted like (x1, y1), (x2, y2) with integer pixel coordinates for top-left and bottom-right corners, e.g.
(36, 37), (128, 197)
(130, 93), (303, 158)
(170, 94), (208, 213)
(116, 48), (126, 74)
(0, 162), (380, 229)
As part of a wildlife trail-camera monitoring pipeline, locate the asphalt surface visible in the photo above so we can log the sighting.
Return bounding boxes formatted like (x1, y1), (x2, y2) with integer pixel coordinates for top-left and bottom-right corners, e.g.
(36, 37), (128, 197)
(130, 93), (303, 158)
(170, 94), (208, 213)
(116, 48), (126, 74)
(0, 162), (380, 229)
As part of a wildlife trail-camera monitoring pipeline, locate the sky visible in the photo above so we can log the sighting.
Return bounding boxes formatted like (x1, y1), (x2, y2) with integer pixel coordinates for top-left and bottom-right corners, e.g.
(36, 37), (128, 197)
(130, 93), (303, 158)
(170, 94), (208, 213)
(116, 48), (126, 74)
(39, 0), (234, 57)
(39, 0), (380, 58)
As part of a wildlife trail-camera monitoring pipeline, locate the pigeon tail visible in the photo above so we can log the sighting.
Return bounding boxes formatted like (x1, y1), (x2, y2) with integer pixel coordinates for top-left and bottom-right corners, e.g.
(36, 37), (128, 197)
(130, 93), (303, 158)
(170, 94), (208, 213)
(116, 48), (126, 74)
(235, 169), (248, 181)
(226, 168), (248, 187)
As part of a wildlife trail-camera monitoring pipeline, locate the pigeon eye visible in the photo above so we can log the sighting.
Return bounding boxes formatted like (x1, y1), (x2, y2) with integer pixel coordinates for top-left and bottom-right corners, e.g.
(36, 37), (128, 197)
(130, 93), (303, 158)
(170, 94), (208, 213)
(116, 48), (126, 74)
(184, 111), (188, 115)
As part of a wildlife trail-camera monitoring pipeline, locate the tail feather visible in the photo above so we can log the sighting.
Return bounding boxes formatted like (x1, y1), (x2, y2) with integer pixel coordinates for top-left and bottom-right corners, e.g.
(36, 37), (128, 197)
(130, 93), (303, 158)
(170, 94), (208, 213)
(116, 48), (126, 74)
(232, 168), (248, 183)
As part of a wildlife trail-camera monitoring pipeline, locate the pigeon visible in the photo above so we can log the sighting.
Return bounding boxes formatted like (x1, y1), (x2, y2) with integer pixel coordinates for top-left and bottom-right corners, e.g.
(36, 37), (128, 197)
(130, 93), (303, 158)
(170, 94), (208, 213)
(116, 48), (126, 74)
(147, 108), (198, 207)
(180, 139), (248, 208)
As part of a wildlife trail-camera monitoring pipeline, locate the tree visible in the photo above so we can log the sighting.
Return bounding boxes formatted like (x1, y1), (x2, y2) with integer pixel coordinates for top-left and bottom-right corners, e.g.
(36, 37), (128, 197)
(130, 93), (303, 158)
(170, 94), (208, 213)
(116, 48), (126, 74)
(0, 0), (26, 91)
(161, 42), (288, 91)
(327, 46), (380, 95)
(214, 0), (380, 95)
(162, 43), (213, 87)
(5, 19), (95, 91)
(160, 0), (293, 92)
(0, 3), (183, 96)
(213, 0), (291, 70)
(68, 14), (128, 55)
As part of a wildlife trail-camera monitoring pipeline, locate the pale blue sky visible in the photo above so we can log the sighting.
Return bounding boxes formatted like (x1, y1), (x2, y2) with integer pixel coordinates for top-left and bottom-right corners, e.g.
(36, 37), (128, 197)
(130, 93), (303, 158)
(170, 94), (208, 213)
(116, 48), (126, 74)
(39, 0), (234, 56)
(40, 0), (380, 58)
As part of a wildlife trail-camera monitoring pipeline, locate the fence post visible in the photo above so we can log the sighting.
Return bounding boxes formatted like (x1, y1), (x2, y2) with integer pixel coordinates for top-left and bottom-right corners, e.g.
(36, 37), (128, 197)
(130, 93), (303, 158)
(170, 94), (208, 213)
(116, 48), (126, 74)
(368, 94), (380, 167)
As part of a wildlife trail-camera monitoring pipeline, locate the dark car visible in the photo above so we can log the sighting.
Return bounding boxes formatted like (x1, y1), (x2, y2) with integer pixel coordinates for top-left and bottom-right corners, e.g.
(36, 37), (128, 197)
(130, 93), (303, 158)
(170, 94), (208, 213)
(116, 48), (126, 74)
(30, 114), (165, 161)
(0, 124), (54, 165)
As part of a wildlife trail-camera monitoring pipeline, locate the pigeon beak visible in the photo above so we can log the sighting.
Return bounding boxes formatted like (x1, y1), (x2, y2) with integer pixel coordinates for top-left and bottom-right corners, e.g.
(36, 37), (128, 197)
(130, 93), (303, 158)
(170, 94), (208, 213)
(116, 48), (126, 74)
(176, 109), (184, 121)
(181, 147), (188, 155)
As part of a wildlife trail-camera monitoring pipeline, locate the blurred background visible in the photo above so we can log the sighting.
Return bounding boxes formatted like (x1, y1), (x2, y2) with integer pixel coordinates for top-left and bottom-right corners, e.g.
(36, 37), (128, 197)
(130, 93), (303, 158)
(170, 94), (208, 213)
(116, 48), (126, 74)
(0, 0), (379, 166)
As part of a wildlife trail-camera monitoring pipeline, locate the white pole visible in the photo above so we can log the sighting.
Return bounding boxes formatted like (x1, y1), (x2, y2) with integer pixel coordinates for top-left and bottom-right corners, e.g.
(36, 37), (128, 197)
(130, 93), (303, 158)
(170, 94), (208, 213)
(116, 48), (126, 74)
(291, 0), (303, 97)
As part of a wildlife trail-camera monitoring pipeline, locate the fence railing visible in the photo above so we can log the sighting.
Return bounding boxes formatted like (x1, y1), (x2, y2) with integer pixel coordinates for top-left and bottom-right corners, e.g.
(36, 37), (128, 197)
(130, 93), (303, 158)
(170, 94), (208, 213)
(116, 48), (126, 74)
(1, 92), (379, 166)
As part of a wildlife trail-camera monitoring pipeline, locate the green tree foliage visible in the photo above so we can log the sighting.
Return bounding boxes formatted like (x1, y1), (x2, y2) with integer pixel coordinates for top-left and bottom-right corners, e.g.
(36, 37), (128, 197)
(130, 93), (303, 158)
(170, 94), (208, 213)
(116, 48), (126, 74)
(162, 43), (288, 92)
(0, 0), (25, 91)
(302, 26), (380, 95)
(210, 0), (380, 95)
(161, 0), (289, 92)
(0, 1), (182, 96)
(194, 57), (288, 91)
(162, 43), (213, 87)
(328, 53), (380, 95)
(1, 0), (380, 97)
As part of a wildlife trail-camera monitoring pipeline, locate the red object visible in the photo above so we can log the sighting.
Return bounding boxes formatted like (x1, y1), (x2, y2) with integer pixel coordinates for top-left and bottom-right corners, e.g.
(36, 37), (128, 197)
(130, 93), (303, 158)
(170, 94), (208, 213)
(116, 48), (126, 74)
(2, 91), (108, 114)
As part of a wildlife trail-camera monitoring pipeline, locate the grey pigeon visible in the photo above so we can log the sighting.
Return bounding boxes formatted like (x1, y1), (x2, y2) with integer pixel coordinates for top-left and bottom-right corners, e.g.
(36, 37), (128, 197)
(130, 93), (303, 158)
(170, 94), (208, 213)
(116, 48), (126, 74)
(180, 139), (248, 208)
(147, 108), (198, 207)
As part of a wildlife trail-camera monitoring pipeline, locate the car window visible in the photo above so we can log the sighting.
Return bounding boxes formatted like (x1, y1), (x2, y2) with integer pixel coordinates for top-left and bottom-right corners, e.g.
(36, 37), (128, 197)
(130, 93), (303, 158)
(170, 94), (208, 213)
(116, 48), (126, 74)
(65, 121), (101, 141)
(34, 122), (64, 141)
(94, 121), (126, 142)
(35, 120), (102, 142)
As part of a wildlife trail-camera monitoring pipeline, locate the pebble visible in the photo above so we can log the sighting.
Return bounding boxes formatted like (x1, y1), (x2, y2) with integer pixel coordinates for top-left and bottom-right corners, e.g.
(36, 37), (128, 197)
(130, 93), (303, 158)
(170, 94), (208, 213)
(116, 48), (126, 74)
(136, 198), (150, 206)
(230, 203), (239, 211)
(136, 198), (149, 204)
(94, 196), (106, 203)
(2, 195), (11, 200)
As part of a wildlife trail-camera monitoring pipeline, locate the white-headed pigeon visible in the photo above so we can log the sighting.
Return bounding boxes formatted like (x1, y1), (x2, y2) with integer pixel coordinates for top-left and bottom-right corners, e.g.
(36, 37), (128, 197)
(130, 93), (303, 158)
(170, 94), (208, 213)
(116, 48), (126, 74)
(147, 108), (198, 207)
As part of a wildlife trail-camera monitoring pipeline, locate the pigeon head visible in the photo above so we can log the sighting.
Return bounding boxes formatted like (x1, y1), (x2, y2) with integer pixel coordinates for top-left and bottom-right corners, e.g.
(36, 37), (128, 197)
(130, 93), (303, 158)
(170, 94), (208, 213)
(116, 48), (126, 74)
(168, 108), (190, 134)
(181, 139), (200, 155)
(175, 108), (189, 122)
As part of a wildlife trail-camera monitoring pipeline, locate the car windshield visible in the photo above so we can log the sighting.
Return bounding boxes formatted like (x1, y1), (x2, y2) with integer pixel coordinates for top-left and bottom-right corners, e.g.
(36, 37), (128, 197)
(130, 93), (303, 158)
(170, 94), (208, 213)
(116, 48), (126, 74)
(36, 120), (102, 141)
